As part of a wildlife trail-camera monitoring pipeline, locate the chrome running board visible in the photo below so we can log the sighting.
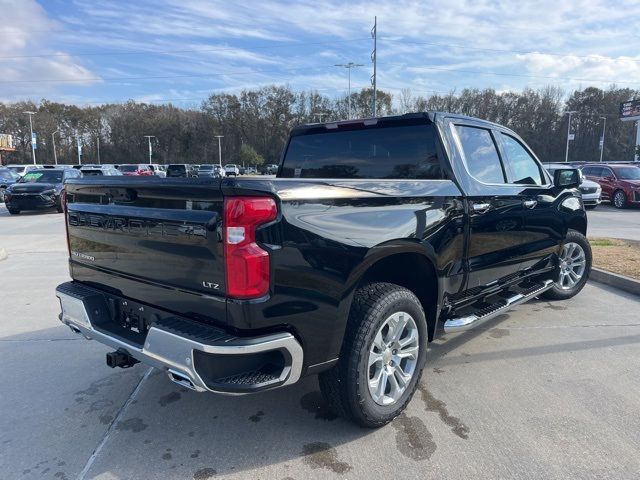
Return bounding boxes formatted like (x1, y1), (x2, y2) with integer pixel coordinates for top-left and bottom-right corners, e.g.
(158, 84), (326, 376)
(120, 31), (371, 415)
(443, 280), (553, 333)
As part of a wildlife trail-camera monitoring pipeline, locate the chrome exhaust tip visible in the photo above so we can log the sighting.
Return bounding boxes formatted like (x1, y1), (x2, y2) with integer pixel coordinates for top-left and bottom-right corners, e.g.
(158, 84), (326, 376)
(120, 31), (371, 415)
(167, 370), (198, 391)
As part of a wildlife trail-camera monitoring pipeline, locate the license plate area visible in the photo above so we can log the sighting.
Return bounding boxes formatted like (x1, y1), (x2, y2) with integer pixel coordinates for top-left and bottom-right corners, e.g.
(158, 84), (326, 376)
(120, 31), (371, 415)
(94, 295), (169, 347)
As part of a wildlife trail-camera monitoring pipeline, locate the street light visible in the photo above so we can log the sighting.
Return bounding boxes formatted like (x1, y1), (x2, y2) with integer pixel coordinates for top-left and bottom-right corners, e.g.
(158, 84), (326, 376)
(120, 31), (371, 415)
(52, 129), (60, 165)
(214, 135), (223, 167)
(564, 111), (577, 163)
(599, 116), (607, 163)
(335, 62), (364, 119)
(144, 135), (155, 164)
(23, 111), (37, 165)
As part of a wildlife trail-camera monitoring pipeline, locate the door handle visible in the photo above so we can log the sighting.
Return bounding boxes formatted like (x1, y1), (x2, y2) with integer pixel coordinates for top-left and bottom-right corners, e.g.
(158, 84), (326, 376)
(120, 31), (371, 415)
(472, 202), (492, 214)
(524, 199), (538, 209)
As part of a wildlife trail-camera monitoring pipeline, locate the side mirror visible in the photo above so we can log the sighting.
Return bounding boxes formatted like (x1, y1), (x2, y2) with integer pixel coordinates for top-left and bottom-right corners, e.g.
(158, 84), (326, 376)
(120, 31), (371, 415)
(554, 168), (581, 189)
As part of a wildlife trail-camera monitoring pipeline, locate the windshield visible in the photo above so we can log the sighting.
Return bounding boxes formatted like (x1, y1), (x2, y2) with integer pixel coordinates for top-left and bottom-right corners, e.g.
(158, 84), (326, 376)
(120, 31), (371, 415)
(199, 165), (214, 170)
(167, 165), (185, 171)
(118, 165), (139, 172)
(7, 166), (23, 174)
(19, 170), (63, 184)
(615, 167), (640, 180)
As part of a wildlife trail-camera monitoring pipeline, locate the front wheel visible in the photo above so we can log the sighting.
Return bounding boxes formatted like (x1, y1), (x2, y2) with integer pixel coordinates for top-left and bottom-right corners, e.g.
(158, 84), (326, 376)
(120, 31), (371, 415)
(541, 230), (592, 300)
(7, 207), (20, 215)
(613, 190), (627, 209)
(319, 282), (428, 427)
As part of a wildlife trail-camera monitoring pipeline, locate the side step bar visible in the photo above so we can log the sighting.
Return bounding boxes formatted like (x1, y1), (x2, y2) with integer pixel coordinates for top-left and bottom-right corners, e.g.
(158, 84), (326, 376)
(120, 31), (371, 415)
(443, 280), (553, 333)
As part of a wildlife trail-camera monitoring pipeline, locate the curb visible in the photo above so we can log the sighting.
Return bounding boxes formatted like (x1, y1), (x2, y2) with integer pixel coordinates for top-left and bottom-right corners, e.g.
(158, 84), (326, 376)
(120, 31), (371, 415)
(0, 248), (6, 261)
(590, 268), (640, 297)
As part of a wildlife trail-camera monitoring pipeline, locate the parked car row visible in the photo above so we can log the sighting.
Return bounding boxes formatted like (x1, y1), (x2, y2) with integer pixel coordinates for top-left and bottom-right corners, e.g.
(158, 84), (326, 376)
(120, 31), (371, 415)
(1, 161), (278, 211)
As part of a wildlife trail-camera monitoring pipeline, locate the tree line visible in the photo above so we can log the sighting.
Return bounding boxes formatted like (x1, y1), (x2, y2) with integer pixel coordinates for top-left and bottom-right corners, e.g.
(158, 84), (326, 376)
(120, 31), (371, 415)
(0, 85), (637, 166)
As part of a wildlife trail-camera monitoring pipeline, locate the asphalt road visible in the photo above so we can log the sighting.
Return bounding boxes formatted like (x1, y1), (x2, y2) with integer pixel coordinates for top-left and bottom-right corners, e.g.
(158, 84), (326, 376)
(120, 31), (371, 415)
(587, 203), (640, 240)
(1, 204), (640, 479)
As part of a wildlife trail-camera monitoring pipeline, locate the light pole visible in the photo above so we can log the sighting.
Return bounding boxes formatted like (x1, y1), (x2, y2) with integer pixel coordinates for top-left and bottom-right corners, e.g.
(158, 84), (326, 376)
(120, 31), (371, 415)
(96, 136), (101, 164)
(214, 135), (223, 167)
(564, 111), (577, 163)
(599, 116), (607, 163)
(312, 111), (329, 123)
(75, 130), (82, 165)
(144, 135), (155, 164)
(23, 111), (37, 165)
(335, 62), (364, 119)
(52, 129), (60, 165)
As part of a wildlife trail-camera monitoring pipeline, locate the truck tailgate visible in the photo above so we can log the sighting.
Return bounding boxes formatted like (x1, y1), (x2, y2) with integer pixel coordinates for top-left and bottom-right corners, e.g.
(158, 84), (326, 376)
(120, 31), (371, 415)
(64, 177), (227, 324)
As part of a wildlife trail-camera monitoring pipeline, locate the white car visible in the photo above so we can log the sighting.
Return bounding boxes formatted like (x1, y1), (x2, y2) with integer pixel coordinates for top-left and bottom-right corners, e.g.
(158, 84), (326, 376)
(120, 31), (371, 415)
(148, 164), (167, 177)
(224, 164), (240, 176)
(6, 164), (42, 177)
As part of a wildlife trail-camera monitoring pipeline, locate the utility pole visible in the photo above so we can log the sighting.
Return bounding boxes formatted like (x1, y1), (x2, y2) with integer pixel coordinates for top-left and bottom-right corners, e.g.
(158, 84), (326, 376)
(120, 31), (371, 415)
(371, 16), (377, 117)
(214, 135), (223, 167)
(335, 62), (363, 119)
(564, 111), (577, 163)
(23, 111), (37, 165)
(97, 136), (101, 164)
(144, 135), (155, 164)
(599, 116), (606, 163)
(52, 129), (59, 165)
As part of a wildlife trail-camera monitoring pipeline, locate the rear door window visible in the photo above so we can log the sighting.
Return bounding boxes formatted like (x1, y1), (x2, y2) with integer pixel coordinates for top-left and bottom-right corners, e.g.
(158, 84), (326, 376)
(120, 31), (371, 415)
(454, 125), (505, 184)
(499, 133), (545, 185)
(281, 124), (442, 179)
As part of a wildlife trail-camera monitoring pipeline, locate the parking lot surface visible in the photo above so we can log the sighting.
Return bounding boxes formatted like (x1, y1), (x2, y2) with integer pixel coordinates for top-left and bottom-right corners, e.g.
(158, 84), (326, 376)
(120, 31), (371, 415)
(1, 204), (640, 480)
(588, 204), (640, 240)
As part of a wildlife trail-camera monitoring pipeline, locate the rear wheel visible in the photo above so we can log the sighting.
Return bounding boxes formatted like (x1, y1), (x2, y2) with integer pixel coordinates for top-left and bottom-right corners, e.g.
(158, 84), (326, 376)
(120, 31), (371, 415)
(319, 282), (428, 427)
(613, 190), (627, 209)
(541, 230), (591, 300)
(7, 207), (20, 215)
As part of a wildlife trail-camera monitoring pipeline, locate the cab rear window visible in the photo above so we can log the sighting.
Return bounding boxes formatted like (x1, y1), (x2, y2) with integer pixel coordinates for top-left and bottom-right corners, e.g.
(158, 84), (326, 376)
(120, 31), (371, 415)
(280, 124), (442, 179)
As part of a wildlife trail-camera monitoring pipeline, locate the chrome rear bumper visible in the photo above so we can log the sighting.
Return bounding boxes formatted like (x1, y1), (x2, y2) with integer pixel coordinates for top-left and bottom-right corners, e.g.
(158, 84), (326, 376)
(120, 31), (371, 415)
(56, 282), (303, 394)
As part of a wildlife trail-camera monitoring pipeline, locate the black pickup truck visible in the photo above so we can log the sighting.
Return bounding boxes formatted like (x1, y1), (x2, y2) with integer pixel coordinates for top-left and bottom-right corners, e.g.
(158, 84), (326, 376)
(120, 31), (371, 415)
(56, 112), (591, 427)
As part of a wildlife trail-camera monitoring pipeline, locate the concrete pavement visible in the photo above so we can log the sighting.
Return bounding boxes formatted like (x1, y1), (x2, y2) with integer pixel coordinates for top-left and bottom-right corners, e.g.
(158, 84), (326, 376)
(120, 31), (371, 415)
(1, 205), (640, 479)
(587, 204), (640, 240)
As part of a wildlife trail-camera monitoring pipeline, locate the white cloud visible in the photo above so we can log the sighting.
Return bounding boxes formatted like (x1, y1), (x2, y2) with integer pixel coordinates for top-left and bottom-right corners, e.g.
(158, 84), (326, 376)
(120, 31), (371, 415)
(0, 0), (100, 101)
(516, 53), (640, 86)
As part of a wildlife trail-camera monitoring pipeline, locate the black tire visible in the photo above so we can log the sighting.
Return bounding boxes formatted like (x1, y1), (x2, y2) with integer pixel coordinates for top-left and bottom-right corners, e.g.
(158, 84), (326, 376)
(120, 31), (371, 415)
(7, 207), (20, 215)
(56, 200), (64, 213)
(319, 282), (428, 428)
(541, 230), (592, 301)
(612, 190), (627, 209)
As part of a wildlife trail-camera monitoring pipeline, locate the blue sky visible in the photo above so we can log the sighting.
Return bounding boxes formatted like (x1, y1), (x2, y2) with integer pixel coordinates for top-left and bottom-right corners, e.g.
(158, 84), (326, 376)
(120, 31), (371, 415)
(2, 0), (640, 107)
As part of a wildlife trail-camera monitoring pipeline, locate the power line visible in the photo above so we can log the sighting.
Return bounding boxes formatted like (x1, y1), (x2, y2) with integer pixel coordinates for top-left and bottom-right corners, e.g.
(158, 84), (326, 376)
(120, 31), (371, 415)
(0, 37), (371, 60)
(0, 63), (353, 84)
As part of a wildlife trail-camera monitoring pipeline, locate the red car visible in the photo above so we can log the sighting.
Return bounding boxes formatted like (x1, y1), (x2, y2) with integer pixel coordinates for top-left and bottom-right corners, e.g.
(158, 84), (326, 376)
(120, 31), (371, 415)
(117, 164), (154, 176)
(581, 163), (640, 208)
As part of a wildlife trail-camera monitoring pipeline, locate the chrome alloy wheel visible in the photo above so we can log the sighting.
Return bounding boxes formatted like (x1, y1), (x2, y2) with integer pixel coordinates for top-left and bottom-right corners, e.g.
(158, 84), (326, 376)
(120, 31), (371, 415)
(613, 191), (626, 208)
(367, 311), (419, 406)
(557, 242), (587, 290)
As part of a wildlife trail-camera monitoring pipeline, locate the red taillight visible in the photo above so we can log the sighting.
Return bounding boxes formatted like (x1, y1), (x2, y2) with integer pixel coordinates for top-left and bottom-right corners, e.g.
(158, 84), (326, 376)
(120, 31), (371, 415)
(224, 196), (277, 299)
